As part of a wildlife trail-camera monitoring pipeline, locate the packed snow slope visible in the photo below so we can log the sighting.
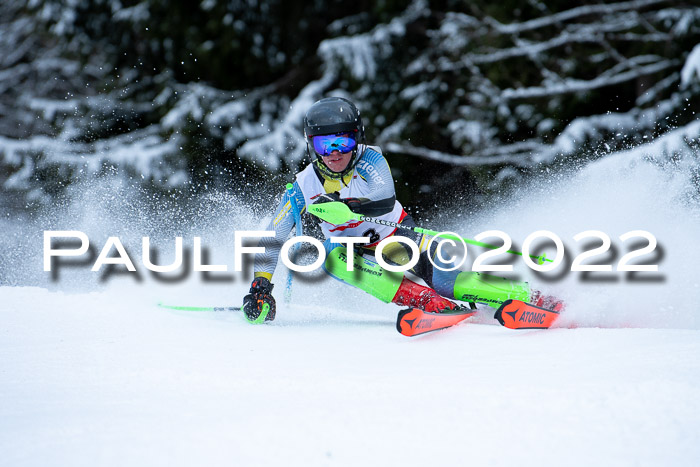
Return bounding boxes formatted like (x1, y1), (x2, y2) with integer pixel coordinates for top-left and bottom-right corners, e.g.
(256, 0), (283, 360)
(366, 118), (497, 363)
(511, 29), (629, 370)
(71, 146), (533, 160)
(2, 286), (699, 467)
(1, 138), (700, 466)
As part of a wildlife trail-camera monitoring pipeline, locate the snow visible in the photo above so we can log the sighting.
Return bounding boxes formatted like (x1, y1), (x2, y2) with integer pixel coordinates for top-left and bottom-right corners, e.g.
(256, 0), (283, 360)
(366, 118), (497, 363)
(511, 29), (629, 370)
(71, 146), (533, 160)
(2, 2), (700, 463)
(681, 43), (700, 86)
(235, 77), (333, 169)
(319, 35), (378, 81)
(318, 0), (426, 81)
(0, 127), (181, 192)
(1, 285), (699, 467)
(2, 129), (700, 466)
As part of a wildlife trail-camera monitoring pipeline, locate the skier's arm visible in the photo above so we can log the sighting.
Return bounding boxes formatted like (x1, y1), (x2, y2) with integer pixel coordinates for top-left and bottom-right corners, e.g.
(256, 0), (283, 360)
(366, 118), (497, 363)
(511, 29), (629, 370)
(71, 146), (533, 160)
(243, 186), (303, 324)
(345, 195), (396, 216)
(344, 147), (396, 216)
(253, 184), (305, 280)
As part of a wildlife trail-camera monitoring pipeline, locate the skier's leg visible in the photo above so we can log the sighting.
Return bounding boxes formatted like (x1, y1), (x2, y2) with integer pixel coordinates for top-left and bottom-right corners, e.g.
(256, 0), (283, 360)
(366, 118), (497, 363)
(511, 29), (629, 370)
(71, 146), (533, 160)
(383, 216), (529, 308)
(424, 246), (563, 311)
(411, 234), (531, 309)
(322, 238), (403, 303)
(434, 269), (530, 308)
(322, 238), (457, 312)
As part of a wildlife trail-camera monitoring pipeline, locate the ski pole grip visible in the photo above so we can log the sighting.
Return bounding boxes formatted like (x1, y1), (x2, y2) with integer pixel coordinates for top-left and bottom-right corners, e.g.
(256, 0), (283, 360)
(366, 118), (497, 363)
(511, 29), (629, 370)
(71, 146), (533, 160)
(537, 252), (553, 264)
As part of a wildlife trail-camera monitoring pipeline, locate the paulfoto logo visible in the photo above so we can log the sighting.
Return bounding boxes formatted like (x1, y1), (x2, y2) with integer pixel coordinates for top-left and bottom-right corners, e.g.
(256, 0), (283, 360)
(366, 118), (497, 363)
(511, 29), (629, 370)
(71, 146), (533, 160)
(43, 229), (661, 279)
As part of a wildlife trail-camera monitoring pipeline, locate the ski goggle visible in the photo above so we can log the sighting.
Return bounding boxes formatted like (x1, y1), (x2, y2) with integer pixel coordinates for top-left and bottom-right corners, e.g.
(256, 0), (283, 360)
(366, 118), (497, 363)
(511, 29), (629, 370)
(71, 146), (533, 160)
(311, 133), (357, 156)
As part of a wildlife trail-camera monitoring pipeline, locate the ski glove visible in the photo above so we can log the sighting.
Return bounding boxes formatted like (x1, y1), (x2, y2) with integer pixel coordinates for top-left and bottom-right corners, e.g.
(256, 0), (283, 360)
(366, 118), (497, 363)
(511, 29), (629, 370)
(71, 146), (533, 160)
(313, 191), (362, 213)
(242, 277), (276, 323)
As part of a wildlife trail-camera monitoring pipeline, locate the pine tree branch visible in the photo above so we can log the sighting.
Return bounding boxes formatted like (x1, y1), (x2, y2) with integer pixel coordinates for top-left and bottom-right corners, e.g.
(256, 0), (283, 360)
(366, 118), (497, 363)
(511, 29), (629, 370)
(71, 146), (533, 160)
(501, 58), (679, 100)
(485, 0), (668, 34)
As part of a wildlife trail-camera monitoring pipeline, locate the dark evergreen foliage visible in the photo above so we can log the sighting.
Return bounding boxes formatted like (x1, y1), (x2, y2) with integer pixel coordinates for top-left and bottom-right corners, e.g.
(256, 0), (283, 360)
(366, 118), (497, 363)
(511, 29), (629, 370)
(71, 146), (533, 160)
(1, 0), (698, 216)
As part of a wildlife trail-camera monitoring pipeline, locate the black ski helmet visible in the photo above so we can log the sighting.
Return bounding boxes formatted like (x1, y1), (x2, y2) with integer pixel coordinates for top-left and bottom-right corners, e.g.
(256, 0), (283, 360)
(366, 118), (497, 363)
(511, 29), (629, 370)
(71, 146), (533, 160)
(303, 97), (365, 178)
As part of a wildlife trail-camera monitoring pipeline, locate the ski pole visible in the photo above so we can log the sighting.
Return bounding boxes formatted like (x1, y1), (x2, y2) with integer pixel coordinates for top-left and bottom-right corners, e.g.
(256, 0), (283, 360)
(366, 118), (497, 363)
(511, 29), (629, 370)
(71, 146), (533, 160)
(284, 182), (303, 303)
(307, 202), (552, 265)
(158, 302), (241, 311)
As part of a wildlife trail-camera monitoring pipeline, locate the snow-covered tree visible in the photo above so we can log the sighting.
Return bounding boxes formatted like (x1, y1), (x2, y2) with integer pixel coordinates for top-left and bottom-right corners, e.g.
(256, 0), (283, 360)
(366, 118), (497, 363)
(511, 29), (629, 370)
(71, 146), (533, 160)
(0, 0), (698, 213)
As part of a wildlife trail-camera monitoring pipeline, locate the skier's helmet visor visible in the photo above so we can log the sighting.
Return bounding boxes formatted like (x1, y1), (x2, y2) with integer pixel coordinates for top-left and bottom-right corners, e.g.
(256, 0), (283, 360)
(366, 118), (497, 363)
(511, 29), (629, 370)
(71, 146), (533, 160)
(312, 132), (357, 156)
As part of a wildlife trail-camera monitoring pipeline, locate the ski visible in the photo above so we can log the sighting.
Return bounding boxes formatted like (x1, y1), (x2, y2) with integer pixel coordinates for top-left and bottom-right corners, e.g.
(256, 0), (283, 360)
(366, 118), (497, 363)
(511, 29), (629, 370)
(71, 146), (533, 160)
(396, 306), (476, 337)
(494, 299), (560, 329)
(157, 302), (241, 312)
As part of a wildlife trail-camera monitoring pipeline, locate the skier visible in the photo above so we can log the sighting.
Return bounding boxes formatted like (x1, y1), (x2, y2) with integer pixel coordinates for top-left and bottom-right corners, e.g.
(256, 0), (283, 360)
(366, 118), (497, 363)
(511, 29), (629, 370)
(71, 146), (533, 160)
(242, 97), (560, 323)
